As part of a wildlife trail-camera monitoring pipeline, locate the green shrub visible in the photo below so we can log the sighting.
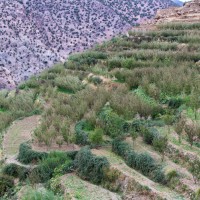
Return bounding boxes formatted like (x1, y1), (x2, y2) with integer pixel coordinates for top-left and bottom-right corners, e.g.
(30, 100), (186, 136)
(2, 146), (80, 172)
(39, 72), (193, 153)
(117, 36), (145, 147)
(195, 188), (200, 200)
(0, 174), (14, 197)
(131, 120), (146, 132)
(89, 128), (104, 146)
(74, 147), (109, 184)
(168, 98), (183, 109)
(112, 139), (166, 184)
(153, 135), (168, 161)
(65, 151), (78, 160)
(88, 76), (103, 85)
(190, 159), (200, 184)
(99, 106), (126, 138)
(166, 169), (178, 181)
(75, 120), (90, 145)
(153, 167), (167, 184)
(30, 151), (72, 183)
(112, 138), (131, 158)
(18, 77), (40, 89)
(142, 127), (159, 145)
(134, 153), (156, 176)
(126, 150), (137, 168)
(18, 143), (48, 164)
(3, 164), (29, 181)
(108, 57), (122, 69)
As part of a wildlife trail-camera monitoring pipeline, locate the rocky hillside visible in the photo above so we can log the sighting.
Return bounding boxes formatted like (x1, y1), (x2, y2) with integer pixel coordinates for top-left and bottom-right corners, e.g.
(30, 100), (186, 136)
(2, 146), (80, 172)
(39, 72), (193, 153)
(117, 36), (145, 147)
(0, 0), (177, 89)
(155, 0), (200, 24)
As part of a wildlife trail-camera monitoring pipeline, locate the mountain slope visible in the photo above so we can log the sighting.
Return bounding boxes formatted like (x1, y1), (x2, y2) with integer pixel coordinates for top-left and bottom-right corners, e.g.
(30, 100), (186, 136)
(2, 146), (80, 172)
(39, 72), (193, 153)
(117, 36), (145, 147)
(0, 0), (177, 89)
(172, 0), (184, 6)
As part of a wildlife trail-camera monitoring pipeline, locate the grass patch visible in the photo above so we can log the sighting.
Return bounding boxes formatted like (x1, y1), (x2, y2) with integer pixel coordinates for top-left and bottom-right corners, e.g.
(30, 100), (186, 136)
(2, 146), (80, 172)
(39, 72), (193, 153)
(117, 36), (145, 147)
(57, 87), (75, 94)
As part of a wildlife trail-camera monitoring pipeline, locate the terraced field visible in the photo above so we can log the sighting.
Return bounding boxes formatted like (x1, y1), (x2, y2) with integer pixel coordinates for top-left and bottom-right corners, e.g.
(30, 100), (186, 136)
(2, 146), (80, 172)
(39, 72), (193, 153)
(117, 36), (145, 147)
(3, 115), (40, 157)
(92, 149), (185, 200)
(0, 22), (200, 199)
(61, 174), (121, 200)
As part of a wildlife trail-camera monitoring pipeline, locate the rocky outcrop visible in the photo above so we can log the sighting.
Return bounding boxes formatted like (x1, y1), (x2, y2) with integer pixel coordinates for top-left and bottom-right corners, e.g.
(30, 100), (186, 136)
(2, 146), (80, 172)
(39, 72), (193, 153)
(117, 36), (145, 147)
(0, 67), (16, 89)
(155, 0), (200, 23)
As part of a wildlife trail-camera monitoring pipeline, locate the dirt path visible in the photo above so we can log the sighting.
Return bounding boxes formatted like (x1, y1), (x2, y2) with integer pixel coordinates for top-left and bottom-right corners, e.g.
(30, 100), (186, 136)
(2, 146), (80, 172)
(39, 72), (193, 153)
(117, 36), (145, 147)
(92, 149), (186, 200)
(3, 115), (40, 158)
(61, 173), (121, 200)
(4, 155), (32, 168)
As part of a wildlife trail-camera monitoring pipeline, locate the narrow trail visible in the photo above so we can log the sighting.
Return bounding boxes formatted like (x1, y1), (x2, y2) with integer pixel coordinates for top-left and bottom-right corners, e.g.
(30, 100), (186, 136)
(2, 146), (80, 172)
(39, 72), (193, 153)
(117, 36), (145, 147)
(92, 149), (186, 200)
(4, 155), (33, 168)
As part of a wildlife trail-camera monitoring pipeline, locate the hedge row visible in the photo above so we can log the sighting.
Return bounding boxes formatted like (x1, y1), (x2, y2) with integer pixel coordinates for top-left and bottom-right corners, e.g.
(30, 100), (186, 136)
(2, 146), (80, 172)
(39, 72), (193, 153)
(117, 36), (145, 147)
(74, 147), (109, 184)
(18, 143), (48, 164)
(30, 151), (73, 183)
(4, 150), (77, 184)
(112, 139), (167, 184)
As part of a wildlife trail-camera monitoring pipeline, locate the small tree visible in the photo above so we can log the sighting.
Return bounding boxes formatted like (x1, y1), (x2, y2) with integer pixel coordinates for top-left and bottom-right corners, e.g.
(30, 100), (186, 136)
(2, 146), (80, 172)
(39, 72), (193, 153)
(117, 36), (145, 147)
(130, 127), (138, 145)
(184, 122), (196, 147)
(153, 135), (168, 161)
(174, 117), (185, 143)
(190, 91), (200, 120)
(190, 159), (200, 184)
(56, 137), (63, 148)
(90, 128), (103, 146)
(163, 114), (174, 135)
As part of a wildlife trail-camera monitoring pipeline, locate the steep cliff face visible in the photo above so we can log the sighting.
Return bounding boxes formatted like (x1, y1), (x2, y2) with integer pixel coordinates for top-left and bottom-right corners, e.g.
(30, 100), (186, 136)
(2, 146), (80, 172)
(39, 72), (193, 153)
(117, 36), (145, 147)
(0, 0), (177, 89)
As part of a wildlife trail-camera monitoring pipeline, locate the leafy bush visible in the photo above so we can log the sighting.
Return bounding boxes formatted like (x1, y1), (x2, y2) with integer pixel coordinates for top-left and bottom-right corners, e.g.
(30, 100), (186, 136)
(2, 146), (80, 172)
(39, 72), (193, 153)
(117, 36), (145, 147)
(168, 98), (184, 109)
(112, 139), (167, 184)
(131, 120), (146, 132)
(99, 106), (126, 138)
(108, 57), (122, 69)
(134, 153), (156, 176)
(195, 188), (200, 200)
(112, 138), (131, 158)
(89, 128), (104, 146)
(126, 150), (137, 168)
(153, 167), (167, 184)
(142, 127), (159, 145)
(18, 77), (40, 89)
(153, 135), (168, 161)
(74, 147), (109, 184)
(3, 164), (29, 181)
(166, 169), (178, 182)
(18, 143), (48, 164)
(65, 151), (78, 160)
(88, 76), (103, 85)
(0, 174), (14, 197)
(30, 151), (72, 183)
(75, 120), (90, 145)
